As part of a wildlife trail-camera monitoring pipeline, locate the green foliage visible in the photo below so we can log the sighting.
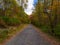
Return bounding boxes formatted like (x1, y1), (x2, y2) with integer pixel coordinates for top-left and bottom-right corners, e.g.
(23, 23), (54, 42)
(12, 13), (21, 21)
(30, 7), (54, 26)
(0, 30), (8, 43)
(0, 16), (21, 26)
(31, 0), (60, 40)
(54, 24), (60, 38)
(0, 0), (30, 26)
(0, 0), (30, 43)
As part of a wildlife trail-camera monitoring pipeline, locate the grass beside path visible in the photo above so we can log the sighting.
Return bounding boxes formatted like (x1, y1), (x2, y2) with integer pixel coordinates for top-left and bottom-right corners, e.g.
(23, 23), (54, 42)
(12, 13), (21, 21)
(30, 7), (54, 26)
(0, 24), (28, 45)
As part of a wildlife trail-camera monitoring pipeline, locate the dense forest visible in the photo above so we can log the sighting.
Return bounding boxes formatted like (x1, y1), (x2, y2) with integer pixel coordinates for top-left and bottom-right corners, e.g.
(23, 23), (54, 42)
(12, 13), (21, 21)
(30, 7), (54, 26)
(31, 0), (60, 39)
(0, 0), (30, 43)
(0, 0), (60, 43)
(0, 0), (30, 27)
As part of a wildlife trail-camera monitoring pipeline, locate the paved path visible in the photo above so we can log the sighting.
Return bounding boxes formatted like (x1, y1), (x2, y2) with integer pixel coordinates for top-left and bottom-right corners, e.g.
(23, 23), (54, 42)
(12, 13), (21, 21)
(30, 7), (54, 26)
(5, 25), (52, 45)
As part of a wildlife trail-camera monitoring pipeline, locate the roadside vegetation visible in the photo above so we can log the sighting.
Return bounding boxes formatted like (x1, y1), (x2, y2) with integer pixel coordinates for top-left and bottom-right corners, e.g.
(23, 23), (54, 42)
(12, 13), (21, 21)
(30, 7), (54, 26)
(0, 0), (60, 44)
(31, 0), (60, 41)
(0, 0), (30, 43)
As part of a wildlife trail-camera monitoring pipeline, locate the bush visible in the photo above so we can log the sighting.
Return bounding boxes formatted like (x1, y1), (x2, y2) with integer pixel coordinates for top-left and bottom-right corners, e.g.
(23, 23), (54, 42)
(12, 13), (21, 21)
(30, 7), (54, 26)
(1, 16), (21, 26)
(54, 24), (60, 38)
(0, 30), (8, 42)
(7, 18), (21, 26)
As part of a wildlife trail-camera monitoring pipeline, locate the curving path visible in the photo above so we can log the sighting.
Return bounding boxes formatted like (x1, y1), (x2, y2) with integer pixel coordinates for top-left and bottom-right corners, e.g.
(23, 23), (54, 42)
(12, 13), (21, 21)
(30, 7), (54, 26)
(5, 25), (52, 45)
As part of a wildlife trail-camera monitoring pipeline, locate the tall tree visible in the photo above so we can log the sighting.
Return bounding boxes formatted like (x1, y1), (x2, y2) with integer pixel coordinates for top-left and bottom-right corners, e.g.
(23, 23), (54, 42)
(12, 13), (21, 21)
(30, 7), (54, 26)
(43, 0), (60, 35)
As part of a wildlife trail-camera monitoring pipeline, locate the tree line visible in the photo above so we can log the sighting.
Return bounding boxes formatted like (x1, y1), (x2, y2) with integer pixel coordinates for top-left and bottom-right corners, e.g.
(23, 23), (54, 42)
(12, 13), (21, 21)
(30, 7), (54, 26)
(0, 0), (60, 40)
(31, 0), (60, 39)
(0, 0), (30, 28)
(0, 0), (31, 43)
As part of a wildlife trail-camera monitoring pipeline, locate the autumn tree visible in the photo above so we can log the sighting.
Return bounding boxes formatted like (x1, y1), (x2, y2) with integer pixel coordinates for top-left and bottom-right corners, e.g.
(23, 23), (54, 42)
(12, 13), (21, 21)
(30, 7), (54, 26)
(43, 0), (60, 35)
(31, 0), (60, 37)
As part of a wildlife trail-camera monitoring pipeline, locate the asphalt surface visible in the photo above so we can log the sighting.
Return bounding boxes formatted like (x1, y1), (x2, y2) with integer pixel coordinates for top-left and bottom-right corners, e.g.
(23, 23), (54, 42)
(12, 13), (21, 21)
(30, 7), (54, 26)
(5, 25), (52, 45)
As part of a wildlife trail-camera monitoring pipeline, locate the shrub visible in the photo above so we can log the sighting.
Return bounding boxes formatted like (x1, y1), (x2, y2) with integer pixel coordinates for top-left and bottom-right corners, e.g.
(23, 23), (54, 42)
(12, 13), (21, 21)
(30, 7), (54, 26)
(1, 16), (21, 26)
(0, 30), (8, 42)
